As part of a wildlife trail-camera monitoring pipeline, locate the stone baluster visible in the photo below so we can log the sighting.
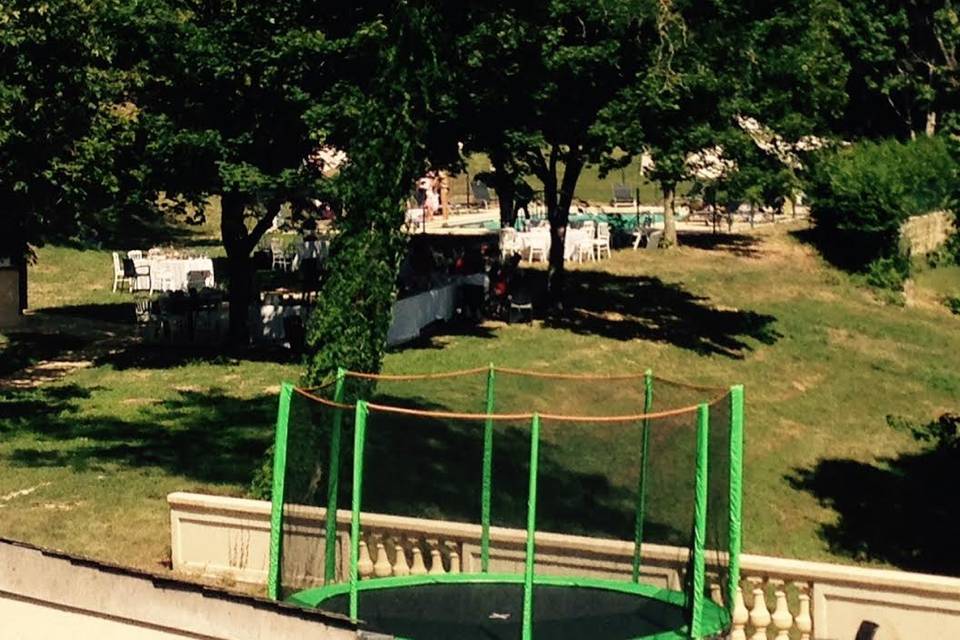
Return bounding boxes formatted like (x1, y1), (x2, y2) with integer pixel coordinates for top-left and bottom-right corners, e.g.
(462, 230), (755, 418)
(710, 582), (724, 606)
(392, 538), (410, 577)
(428, 547), (446, 575)
(794, 583), (813, 640)
(373, 539), (392, 577)
(748, 583), (771, 640)
(410, 546), (428, 575)
(730, 585), (749, 640)
(448, 548), (461, 574)
(357, 539), (374, 578)
(770, 583), (793, 640)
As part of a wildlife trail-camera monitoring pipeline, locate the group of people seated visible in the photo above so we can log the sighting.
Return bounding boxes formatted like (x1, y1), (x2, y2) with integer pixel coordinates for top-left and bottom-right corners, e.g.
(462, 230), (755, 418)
(395, 237), (534, 323)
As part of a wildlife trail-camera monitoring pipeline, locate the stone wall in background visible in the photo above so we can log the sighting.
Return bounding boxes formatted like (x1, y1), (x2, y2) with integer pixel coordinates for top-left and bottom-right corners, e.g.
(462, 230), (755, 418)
(900, 210), (956, 256)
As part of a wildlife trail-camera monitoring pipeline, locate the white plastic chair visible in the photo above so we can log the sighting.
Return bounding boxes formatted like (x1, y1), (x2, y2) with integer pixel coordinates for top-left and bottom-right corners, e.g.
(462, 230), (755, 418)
(526, 231), (549, 263)
(112, 252), (126, 292)
(581, 220), (596, 239)
(270, 239), (290, 271)
(500, 228), (521, 259)
(593, 222), (612, 259)
(127, 250), (143, 260)
(575, 235), (594, 262)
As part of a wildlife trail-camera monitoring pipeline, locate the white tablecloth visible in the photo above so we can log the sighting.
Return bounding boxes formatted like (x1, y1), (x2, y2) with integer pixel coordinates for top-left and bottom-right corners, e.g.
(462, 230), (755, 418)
(253, 277), (484, 346)
(134, 257), (215, 292)
(516, 229), (591, 260)
(386, 282), (459, 346)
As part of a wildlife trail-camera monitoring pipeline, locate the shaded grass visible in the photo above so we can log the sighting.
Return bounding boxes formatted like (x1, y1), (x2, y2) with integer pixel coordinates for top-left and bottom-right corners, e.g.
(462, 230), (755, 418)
(3, 221), (960, 578)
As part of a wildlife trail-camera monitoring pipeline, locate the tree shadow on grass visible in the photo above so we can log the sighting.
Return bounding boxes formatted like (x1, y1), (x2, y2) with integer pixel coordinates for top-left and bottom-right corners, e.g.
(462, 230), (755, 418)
(1, 385), (276, 485)
(786, 450), (960, 576)
(0, 333), (98, 378)
(677, 231), (763, 258)
(388, 319), (499, 352)
(2, 381), (692, 546)
(36, 303), (135, 325)
(546, 271), (780, 358)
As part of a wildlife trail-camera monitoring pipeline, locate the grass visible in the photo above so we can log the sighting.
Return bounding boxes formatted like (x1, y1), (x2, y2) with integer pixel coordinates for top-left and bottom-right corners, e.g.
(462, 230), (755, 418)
(2, 222), (959, 578)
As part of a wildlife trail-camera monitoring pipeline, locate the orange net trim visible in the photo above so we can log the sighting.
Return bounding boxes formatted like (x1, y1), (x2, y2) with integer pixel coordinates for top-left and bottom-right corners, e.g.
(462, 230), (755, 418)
(292, 386), (353, 409)
(493, 366), (648, 381)
(293, 387), (729, 422)
(344, 366), (489, 380)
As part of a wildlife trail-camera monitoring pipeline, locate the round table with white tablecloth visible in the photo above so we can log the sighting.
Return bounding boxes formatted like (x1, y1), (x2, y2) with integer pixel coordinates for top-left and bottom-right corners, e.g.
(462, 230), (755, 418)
(516, 228), (591, 261)
(134, 256), (215, 292)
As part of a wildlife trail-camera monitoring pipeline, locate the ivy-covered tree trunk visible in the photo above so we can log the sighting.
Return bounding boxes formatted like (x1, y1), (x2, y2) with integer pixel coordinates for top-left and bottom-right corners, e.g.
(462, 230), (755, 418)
(661, 183), (678, 247)
(302, 6), (437, 385)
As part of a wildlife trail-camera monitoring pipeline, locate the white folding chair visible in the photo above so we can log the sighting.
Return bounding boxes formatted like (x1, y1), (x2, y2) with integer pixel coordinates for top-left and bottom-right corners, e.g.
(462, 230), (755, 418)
(593, 222), (612, 259)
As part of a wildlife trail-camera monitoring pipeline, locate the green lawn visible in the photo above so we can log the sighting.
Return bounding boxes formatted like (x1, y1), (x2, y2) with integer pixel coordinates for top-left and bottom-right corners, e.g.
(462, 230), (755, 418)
(2, 222), (959, 578)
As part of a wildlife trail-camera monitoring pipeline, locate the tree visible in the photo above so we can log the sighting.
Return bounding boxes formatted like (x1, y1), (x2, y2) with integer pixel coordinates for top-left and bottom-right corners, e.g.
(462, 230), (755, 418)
(452, 0), (652, 304)
(0, 0), (152, 272)
(130, 1), (387, 343)
(834, 0), (960, 138)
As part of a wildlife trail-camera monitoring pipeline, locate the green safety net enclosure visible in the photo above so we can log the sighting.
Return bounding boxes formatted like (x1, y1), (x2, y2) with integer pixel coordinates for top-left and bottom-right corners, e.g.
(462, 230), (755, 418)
(266, 366), (743, 640)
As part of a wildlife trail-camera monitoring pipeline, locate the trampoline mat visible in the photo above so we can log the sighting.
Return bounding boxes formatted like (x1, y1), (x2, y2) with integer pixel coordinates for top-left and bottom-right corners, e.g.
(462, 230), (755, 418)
(319, 583), (687, 640)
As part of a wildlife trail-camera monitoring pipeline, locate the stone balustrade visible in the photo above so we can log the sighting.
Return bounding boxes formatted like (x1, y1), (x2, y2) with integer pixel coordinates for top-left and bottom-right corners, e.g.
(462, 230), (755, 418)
(169, 492), (960, 639)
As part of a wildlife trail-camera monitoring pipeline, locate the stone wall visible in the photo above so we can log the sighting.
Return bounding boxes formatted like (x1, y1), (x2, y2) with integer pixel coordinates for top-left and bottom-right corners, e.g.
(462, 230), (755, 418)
(900, 210), (956, 256)
(0, 537), (356, 640)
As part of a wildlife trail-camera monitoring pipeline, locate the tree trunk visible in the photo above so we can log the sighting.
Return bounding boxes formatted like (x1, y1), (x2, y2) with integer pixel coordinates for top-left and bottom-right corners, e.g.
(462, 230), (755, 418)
(546, 157), (583, 308)
(489, 147), (516, 228)
(494, 171), (516, 228)
(661, 183), (678, 247)
(220, 194), (254, 345)
(926, 111), (937, 137)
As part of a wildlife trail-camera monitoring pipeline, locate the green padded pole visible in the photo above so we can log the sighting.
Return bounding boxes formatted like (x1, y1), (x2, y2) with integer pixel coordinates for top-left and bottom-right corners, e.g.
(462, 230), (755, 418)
(633, 368), (654, 583)
(324, 367), (347, 584)
(267, 382), (294, 600)
(728, 385), (744, 613)
(348, 400), (369, 622)
(521, 413), (541, 640)
(481, 363), (496, 572)
(690, 403), (710, 637)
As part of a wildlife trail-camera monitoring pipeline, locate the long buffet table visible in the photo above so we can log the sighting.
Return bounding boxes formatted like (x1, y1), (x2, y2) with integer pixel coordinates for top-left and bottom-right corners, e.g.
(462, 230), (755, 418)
(255, 274), (488, 347)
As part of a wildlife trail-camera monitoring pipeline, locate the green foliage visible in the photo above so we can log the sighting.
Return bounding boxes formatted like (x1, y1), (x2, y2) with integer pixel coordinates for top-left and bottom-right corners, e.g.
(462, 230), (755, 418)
(946, 296), (960, 314)
(0, 0), (156, 258)
(807, 136), (957, 269)
(888, 412), (960, 456)
(865, 254), (910, 292)
(833, 0), (960, 137)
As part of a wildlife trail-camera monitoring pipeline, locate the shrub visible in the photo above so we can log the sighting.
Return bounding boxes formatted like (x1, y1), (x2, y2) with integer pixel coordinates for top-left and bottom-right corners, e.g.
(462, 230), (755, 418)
(865, 254), (910, 291)
(947, 296), (960, 315)
(807, 136), (957, 271)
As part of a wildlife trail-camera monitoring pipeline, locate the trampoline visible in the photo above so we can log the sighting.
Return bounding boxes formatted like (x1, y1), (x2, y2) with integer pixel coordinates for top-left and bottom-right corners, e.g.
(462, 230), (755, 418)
(266, 366), (744, 640)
